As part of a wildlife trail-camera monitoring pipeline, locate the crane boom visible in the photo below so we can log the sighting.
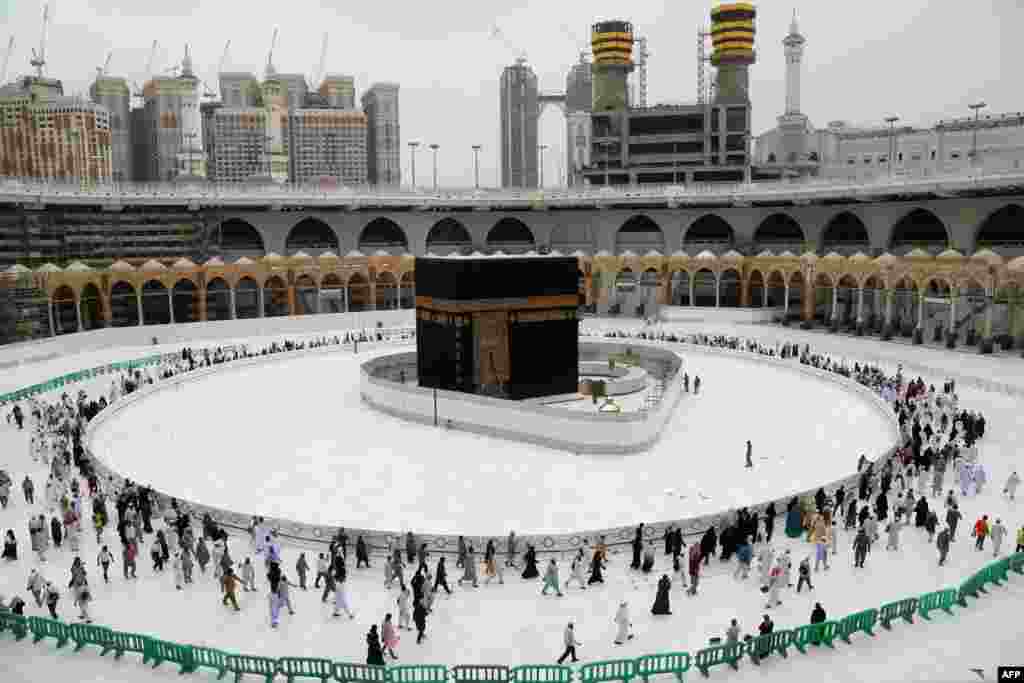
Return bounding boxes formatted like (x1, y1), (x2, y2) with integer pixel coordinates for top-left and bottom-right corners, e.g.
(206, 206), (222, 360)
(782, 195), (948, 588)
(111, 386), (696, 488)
(144, 40), (158, 78)
(1, 36), (13, 84)
(313, 33), (327, 88)
(29, 3), (50, 78)
(266, 27), (278, 75)
(217, 40), (230, 74)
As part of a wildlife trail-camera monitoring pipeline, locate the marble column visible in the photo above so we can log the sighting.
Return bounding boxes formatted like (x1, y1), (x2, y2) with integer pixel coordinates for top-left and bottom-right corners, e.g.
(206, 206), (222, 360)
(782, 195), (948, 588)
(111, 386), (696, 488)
(916, 293), (924, 329)
(762, 284), (769, 308)
(983, 287), (994, 339)
(229, 287), (237, 320)
(856, 287), (865, 323)
(689, 278), (695, 307)
(168, 289), (175, 324)
(715, 276), (721, 308)
(831, 286), (839, 321)
(48, 300), (55, 337)
(258, 288), (265, 318)
(783, 283), (790, 318)
(884, 290), (894, 327)
(75, 296), (83, 332)
(948, 287), (957, 339)
(136, 292), (144, 326)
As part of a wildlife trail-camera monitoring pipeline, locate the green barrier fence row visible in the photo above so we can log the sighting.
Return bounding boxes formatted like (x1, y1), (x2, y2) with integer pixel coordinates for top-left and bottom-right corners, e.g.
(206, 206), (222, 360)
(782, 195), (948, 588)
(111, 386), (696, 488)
(0, 353), (165, 404)
(1, 553), (1021, 682)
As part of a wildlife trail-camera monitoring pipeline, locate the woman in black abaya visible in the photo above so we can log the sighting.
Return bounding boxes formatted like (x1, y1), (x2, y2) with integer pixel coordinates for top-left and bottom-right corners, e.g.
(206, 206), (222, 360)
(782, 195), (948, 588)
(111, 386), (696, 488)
(651, 574), (672, 615)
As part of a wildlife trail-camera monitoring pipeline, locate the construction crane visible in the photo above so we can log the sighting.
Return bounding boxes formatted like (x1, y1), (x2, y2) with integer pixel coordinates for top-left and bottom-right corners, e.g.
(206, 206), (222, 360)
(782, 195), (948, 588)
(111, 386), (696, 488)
(1, 36), (13, 84)
(312, 33), (328, 90)
(131, 40), (159, 101)
(95, 51), (112, 78)
(266, 27), (278, 77)
(489, 24), (527, 63)
(29, 2), (51, 78)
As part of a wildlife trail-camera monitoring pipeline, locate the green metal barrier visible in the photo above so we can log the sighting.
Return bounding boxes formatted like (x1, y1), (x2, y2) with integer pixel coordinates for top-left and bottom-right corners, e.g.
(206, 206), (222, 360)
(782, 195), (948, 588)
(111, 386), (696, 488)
(148, 638), (197, 674)
(388, 665), (448, 683)
(879, 597), (919, 630)
(1010, 552), (1024, 575)
(333, 662), (390, 683)
(193, 646), (231, 679)
(837, 609), (877, 644)
(510, 666), (573, 683)
(748, 629), (792, 665)
(109, 629), (150, 660)
(634, 652), (690, 682)
(791, 621), (837, 653)
(29, 616), (69, 649)
(452, 665), (510, 683)
(989, 558), (1010, 585)
(694, 642), (745, 678)
(68, 622), (115, 654)
(578, 659), (636, 683)
(0, 612), (29, 641)
(279, 657), (335, 683)
(226, 653), (280, 683)
(918, 589), (957, 620)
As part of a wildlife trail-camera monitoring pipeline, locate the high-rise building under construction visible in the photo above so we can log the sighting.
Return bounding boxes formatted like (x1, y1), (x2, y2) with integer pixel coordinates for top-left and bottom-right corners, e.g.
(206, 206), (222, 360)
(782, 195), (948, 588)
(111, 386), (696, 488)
(362, 83), (401, 187)
(500, 57), (539, 189)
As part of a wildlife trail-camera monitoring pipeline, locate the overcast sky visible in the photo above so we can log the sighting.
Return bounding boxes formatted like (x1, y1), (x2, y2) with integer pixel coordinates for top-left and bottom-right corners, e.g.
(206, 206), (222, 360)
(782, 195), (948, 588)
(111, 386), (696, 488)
(2, 0), (1021, 187)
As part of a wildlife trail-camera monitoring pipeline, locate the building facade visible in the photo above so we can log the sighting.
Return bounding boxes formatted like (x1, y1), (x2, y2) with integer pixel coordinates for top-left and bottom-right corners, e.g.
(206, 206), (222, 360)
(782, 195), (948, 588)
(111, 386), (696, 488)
(89, 76), (132, 182)
(208, 108), (272, 182)
(500, 58), (539, 189)
(288, 109), (368, 186)
(139, 73), (204, 182)
(320, 75), (356, 110)
(362, 83), (400, 187)
(0, 76), (113, 183)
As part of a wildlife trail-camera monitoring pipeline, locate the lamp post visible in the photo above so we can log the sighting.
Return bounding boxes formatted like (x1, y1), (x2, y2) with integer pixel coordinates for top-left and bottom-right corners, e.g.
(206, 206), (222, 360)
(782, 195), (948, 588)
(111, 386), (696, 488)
(884, 115), (900, 177)
(968, 101), (987, 168)
(408, 141), (420, 190)
(539, 144), (549, 189)
(429, 143), (440, 192)
(471, 144), (482, 189)
(601, 141), (611, 188)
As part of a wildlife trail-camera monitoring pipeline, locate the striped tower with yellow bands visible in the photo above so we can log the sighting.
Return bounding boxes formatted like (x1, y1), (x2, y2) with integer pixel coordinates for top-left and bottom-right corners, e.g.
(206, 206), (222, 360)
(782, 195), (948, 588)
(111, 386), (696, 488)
(590, 20), (634, 112)
(710, 2), (756, 102)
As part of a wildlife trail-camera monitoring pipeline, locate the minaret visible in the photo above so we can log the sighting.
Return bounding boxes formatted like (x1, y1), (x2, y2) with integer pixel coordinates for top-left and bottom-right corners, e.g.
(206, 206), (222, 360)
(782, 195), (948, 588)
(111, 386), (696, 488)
(782, 10), (805, 115)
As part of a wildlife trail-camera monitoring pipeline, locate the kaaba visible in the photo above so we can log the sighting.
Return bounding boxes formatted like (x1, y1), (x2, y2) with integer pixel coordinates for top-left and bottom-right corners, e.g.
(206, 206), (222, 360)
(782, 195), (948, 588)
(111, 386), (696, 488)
(415, 257), (580, 400)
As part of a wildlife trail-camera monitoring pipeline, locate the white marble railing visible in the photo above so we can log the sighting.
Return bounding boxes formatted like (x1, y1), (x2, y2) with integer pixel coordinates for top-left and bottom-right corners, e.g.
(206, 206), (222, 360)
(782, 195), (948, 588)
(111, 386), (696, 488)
(3, 169), (1022, 206)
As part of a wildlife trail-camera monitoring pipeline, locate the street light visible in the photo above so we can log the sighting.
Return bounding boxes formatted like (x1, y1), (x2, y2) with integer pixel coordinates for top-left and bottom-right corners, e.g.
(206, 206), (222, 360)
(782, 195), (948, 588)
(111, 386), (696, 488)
(408, 141), (420, 190)
(968, 101), (987, 168)
(429, 143), (440, 192)
(538, 144), (549, 189)
(471, 144), (482, 189)
(884, 115), (900, 177)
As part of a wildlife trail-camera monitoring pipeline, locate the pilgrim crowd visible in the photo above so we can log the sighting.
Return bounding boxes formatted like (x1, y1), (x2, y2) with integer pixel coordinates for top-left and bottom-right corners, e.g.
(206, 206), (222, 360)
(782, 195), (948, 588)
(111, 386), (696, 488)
(1, 327), (1022, 666)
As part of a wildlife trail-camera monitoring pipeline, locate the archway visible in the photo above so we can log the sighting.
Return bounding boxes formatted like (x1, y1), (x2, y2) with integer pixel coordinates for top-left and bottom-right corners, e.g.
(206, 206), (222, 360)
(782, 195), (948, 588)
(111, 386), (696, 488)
(375, 271), (399, 310)
(109, 281), (138, 327)
(670, 270), (691, 306)
(172, 279), (199, 323)
(320, 273), (345, 313)
(748, 270), (765, 308)
(813, 273), (833, 323)
(286, 218), (339, 254)
(822, 212), (870, 251)
(616, 215), (665, 254)
(683, 215), (735, 249)
(610, 269), (636, 315)
(218, 218), (265, 255)
(206, 278), (232, 321)
(836, 274), (859, 326)
(787, 272), (804, 317)
(720, 269), (741, 307)
(80, 283), (103, 330)
(924, 278), (953, 342)
(425, 218), (472, 254)
(347, 273), (370, 312)
(863, 275), (884, 332)
(975, 204), (1023, 251)
(295, 274), (318, 315)
(754, 214), (805, 247)
(693, 269), (717, 307)
(400, 271), (415, 309)
(52, 285), (78, 334)
(486, 218), (535, 253)
(359, 218), (408, 253)
(263, 275), (289, 317)
(890, 208), (948, 252)
(141, 280), (171, 326)
(235, 277), (260, 319)
(766, 271), (786, 308)
(891, 277), (919, 336)
(956, 278), (987, 344)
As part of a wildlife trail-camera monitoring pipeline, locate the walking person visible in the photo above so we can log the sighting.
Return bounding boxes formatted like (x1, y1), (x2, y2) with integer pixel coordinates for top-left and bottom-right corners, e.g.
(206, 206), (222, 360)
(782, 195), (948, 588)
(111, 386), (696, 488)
(366, 624), (386, 665)
(506, 531), (518, 568)
(332, 560), (355, 619)
(990, 519), (1007, 557)
(381, 613), (400, 660)
(947, 504), (962, 542)
(295, 553), (309, 590)
(687, 543), (701, 596)
(221, 568), (242, 611)
(397, 584), (412, 632)
(541, 559), (564, 597)
(566, 548), (588, 590)
(745, 440), (753, 468)
(734, 536), (752, 580)
(796, 557), (813, 593)
(435, 557), (454, 594)
(651, 574), (672, 615)
(853, 527), (869, 569)
(557, 622), (580, 664)
(458, 544), (479, 588)
(613, 601), (634, 645)
(936, 525), (951, 566)
(973, 515), (990, 551)
(413, 595), (428, 644)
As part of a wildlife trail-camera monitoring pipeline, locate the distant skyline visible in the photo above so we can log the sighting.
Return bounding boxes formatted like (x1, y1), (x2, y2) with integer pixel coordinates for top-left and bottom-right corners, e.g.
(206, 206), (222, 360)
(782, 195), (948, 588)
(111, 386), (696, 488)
(3, 0), (1021, 187)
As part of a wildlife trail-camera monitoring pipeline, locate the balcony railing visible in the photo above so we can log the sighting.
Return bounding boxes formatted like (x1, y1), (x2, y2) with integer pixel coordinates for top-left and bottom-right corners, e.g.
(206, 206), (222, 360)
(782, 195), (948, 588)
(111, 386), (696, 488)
(2, 168), (1023, 206)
